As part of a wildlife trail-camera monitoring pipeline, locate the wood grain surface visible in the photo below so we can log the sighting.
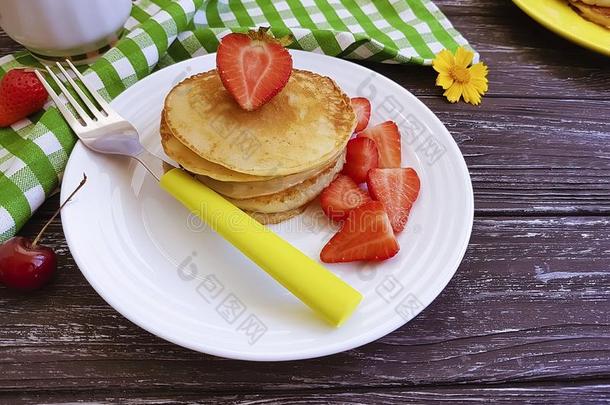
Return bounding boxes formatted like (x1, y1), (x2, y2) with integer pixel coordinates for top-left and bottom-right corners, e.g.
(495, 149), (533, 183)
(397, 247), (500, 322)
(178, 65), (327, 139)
(1, 0), (609, 403)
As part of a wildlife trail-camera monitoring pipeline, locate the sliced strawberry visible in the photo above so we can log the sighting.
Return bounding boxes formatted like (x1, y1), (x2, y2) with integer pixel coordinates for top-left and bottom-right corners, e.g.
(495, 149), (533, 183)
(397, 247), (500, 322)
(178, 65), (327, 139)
(357, 121), (401, 168)
(342, 137), (378, 184)
(367, 168), (420, 233)
(0, 69), (48, 127)
(320, 174), (372, 222)
(351, 97), (371, 132)
(217, 28), (293, 111)
(321, 201), (399, 263)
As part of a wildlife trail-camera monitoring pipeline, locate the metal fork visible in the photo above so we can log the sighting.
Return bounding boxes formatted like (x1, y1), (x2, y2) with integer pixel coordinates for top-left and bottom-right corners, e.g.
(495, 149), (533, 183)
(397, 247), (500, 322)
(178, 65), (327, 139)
(34, 61), (168, 180)
(34, 60), (362, 327)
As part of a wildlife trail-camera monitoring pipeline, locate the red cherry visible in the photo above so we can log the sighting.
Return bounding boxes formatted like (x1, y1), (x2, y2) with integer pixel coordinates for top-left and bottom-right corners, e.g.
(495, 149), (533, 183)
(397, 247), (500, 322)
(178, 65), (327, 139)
(0, 237), (56, 291)
(0, 173), (87, 293)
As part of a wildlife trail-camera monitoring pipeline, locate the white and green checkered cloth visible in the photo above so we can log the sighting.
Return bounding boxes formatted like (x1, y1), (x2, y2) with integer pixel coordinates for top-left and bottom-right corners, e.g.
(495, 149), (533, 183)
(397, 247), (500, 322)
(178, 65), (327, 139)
(0, 0), (474, 242)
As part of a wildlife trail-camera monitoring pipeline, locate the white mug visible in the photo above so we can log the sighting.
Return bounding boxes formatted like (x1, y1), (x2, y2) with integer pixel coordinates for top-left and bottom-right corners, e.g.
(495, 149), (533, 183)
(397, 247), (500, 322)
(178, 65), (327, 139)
(0, 0), (132, 64)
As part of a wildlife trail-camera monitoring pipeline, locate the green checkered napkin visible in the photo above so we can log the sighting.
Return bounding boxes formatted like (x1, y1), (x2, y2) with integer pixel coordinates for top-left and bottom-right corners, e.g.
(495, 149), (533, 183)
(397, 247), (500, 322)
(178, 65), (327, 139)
(0, 0), (474, 242)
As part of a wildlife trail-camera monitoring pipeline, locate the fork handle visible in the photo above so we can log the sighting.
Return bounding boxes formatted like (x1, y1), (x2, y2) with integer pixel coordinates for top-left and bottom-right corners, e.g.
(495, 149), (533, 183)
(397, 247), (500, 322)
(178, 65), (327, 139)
(159, 168), (362, 327)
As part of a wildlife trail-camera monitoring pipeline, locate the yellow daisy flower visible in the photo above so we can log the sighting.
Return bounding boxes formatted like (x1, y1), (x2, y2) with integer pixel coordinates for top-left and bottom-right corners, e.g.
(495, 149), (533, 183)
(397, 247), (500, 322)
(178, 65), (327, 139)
(432, 47), (488, 106)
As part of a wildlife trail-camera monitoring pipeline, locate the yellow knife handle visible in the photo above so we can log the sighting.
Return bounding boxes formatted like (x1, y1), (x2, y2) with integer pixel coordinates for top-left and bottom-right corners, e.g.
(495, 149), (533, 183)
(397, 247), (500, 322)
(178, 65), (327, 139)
(159, 168), (362, 327)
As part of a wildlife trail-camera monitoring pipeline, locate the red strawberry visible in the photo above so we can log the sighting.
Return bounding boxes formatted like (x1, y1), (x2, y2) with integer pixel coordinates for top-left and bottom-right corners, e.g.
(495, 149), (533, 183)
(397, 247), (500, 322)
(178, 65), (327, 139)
(351, 97), (371, 132)
(342, 137), (378, 184)
(320, 201), (399, 263)
(320, 174), (372, 221)
(367, 168), (420, 233)
(357, 121), (401, 168)
(216, 28), (293, 111)
(0, 69), (48, 127)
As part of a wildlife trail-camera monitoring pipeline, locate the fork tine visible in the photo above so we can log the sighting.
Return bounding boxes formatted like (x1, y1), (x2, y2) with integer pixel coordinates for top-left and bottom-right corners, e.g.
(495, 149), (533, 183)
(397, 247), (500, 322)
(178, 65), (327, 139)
(65, 59), (113, 114)
(55, 62), (106, 120)
(44, 66), (93, 126)
(34, 70), (83, 132)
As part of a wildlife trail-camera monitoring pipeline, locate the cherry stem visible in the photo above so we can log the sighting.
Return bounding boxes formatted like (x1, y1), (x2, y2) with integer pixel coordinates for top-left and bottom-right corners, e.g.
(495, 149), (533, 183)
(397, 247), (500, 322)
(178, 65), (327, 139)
(32, 174), (87, 247)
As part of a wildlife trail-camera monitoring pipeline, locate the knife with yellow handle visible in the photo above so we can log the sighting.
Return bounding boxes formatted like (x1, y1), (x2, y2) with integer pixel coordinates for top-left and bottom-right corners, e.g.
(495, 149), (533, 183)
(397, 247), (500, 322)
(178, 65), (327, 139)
(160, 168), (363, 326)
(36, 62), (362, 327)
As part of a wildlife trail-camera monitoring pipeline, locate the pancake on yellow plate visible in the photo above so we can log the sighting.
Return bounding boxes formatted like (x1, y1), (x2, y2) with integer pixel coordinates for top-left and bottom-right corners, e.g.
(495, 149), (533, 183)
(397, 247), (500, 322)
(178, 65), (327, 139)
(569, 0), (610, 27)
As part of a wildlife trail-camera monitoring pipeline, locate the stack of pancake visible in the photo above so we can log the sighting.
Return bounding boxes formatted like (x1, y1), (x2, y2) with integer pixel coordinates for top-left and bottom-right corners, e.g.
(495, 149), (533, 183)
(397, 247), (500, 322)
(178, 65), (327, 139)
(569, 0), (610, 27)
(160, 69), (356, 224)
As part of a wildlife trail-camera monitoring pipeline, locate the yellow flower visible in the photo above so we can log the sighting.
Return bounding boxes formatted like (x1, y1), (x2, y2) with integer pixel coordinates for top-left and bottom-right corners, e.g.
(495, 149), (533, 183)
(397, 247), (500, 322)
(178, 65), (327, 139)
(432, 47), (488, 106)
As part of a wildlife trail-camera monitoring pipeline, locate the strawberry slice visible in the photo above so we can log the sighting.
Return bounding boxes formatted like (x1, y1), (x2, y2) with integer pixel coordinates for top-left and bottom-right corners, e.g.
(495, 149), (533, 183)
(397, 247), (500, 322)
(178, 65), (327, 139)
(357, 121), (401, 168)
(0, 69), (48, 127)
(342, 137), (379, 184)
(351, 97), (371, 132)
(367, 168), (420, 233)
(320, 201), (399, 263)
(320, 174), (372, 221)
(217, 28), (293, 111)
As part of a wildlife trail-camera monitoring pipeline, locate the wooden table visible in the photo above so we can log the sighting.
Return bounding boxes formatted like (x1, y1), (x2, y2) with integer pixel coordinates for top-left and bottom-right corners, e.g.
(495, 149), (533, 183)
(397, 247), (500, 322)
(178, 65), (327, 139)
(2, 1), (609, 403)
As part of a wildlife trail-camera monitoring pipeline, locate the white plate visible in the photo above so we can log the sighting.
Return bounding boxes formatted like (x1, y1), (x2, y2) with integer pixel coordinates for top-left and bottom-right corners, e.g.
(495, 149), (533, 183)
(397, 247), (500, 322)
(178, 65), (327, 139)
(61, 51), (473, 361)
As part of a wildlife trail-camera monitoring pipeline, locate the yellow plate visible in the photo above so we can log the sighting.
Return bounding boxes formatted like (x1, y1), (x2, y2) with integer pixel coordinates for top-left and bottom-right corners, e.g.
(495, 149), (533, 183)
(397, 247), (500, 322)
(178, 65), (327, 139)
(513, 0), (610, 56)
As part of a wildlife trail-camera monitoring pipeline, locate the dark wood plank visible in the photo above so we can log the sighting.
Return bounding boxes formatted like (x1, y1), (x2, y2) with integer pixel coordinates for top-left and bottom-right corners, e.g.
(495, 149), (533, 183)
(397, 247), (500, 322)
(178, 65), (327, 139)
(426, 96), (610, 215)
(3, 382), (610, 404)
(2, 199), (609, 393)
(0, 31), (19, 56)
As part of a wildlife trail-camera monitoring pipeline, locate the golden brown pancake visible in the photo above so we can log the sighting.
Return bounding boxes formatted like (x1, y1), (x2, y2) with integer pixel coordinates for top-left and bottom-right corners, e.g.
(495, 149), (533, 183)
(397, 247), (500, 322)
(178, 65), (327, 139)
(160, 114), (272, 182)
(163, 69), (355, 176)
(245, 204), (309, 225)
(569, 0), (610, 27)
(226, 155), (344, 213)
(196, 150), (344, 199)
(579, 0), (610, 6)
(161, 114), (344, 190)
(161, 153), (319, 224)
